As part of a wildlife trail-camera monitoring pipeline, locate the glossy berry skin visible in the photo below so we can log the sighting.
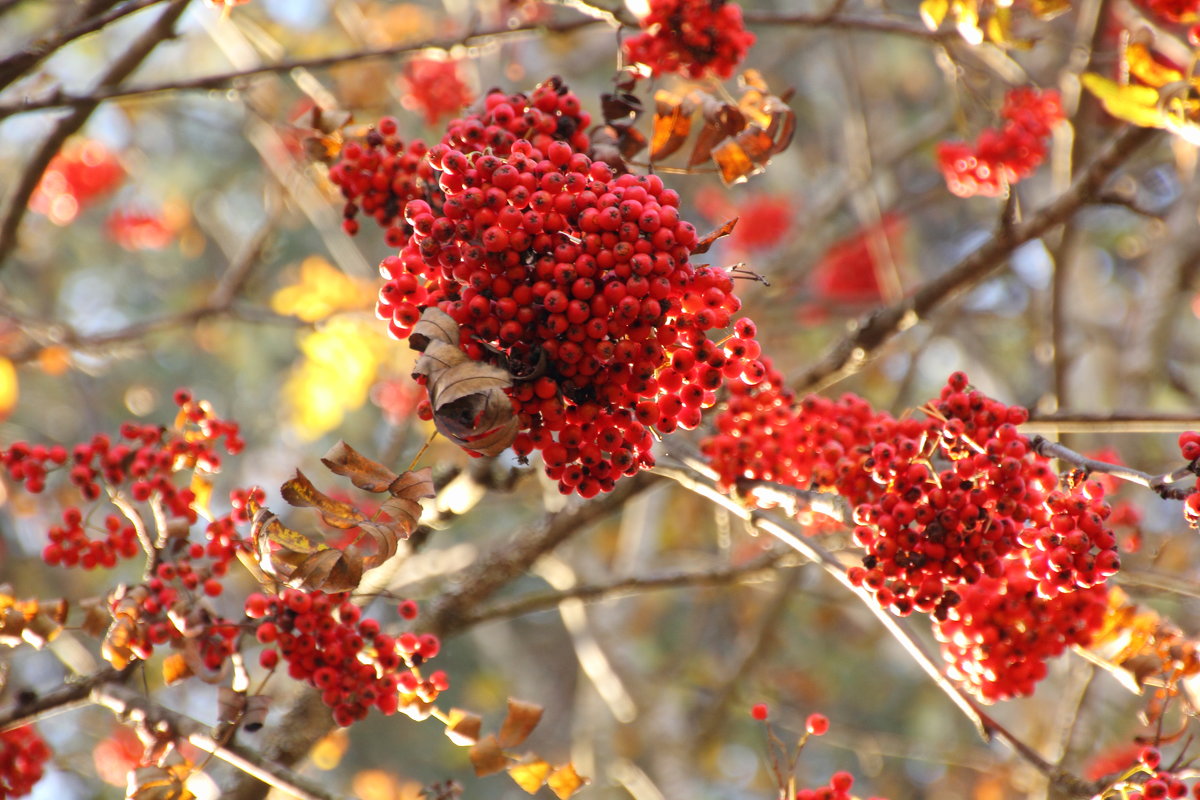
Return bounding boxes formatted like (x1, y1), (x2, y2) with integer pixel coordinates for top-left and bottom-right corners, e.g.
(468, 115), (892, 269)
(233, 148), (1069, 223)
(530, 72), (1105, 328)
(623, 0), (756, 79)
(938, 88), (1064, 198)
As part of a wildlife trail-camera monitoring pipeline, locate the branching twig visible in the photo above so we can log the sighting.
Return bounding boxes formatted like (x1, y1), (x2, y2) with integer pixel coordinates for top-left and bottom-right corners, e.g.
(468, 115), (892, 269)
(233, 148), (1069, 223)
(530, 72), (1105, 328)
(1024, 412), (1200, 433)
(1028, 434), (1197, 499)
(0, 0), (190, 270)
(790, 124), (1157, 395)
(91, 683), (345, 800)
(0, 666), (130, 733)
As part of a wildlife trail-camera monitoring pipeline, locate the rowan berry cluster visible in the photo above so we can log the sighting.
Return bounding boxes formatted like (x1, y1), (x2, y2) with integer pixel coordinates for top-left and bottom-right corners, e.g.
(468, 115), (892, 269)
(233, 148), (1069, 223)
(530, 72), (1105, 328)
(1104, 746), (1200, 800)
(400, 58), (474, 126)
(795, 772), (889, 800)
(391, 139), (763, 493)
(247, 590), (447, 727)
(932, 558), (1107, 702)
(328, 118), (433, 243)
(623, 0), (756, 79)
(29, 138), (124, 225)
(937, 87), (1064, 198)
(1179, 431), (1200, 527)
(0, 725), (50, 799)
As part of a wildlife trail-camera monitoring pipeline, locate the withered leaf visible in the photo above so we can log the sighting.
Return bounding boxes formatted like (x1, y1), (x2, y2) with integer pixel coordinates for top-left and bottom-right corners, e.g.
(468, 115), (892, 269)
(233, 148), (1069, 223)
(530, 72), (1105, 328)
(689, 95), (745, 168)
(290, 548), (364, 593)
(650, 90), (695, 161)
(444, 708), (483, 746)
(437, 414), (520, 458)
(390, 467), (434, 500)
(250, 506), (323, 557)
(20, 612), (61, 649)
(217, 687), (247, 726)
(508, 759), (551, 794)
(497, 698), (544, 748)
(281, 469), (368, 529)
(409, 307), (460, 352)
(0, 607), (26, 648)
(382, 494), (424, 534)
(183, 638), (229, 685)
(243, 695), (271, 732)
(693, 217), (739, 255)
(600, 92), (643, 122)
(547, 763), (587, 799)
(163, 653), (192, 686)
(469, 735), (508, 777)
(321, 441), (399, 493)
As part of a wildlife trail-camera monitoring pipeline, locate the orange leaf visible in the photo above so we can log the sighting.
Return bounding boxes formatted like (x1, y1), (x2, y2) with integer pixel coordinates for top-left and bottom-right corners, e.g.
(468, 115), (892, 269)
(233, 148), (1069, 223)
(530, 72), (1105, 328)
(547, 763), (587, 799)
(498, 698), (544, 748)
(650, 90), (694, 160)
(444, 708), (483, 746)
(163, 653), (192, 685)
(508, 759), (551, 794)
(469, 735), (508, 777)
(692, 217), (738, 255)
(321, 441), (399, 493)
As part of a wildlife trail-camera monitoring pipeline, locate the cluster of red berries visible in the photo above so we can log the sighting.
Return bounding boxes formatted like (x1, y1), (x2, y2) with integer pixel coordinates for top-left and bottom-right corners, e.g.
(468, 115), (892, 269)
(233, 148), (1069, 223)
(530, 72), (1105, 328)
(2, 391), (246, 572)
(795, 772), (888, 800)
(1108, 746), (1200, 800)
(400, 58), (474, 126)
(388, 135), (763, 494)
(1135, 0), (1200, 24)
(932, 558), (1107, 703)
(0, 725), (50, 798)
(328, 118), (433, 243)
(937, 87), (1064, 198)
(704, 371), (1122, 699)
(29, 138), (124, 225)
(248, 590), (447, 727)
(1179, 431), (1200, 527)
(623, 0), (756, 79)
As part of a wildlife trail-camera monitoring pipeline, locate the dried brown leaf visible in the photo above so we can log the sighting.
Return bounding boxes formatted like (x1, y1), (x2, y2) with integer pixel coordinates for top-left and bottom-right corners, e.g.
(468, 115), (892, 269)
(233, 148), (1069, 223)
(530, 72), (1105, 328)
(693, 218), (739, 255)
(217, 687), (246, 726)
(390, 467), (434, 500)
(508, 759), (551, 794)
(689, 95), (745, 168)
(547, 763), (587, 799)
(436, 414), (519, 457)
(650, 90), (694, 160)
(321, 441), (400, 493)
(498, 698), (544, 748)
(469, 735), (508, 777)
(444, 708), (483, 746)
(409, 307), (460, 352)
(281, 469), (368, 529)
(0, 607), (25, 647)
(243, 695), (271, 732)
(20, 612), (61, 648)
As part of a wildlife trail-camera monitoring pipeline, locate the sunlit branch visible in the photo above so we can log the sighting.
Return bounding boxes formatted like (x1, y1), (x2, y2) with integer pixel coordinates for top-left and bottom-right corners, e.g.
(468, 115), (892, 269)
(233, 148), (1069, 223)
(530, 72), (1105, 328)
(91, 683), (345, 800)
(1028, 434), (1196, 499)
(790, 124), (1158, 395)
(1023, 412), (1200, 433)
(0, 666), (130, 733)
(0, 0), (190, 270)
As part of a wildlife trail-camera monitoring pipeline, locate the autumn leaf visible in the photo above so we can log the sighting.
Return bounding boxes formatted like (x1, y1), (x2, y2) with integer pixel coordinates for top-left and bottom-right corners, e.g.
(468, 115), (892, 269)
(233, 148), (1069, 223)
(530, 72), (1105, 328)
(547, 763), (587, 799)
(408, 306), (459, 351)
(281, 469), (369, 529)
(919, 0), (950, 29)
(271, 256), (376, 323)
(1126, 41), (1183, 88)
(497, 698), (544, 748)
(444, 708), (483, 746)
(688, 94), (745, 168)
(1081, 73), (1168, 129)
(217, 687), (246, 727)
(650, 90), (694, 160)
(469, 735), (508, 777)
(321, 440), (400, 493)
(508, 759), (551, 794)
(162, 653), (192, 685)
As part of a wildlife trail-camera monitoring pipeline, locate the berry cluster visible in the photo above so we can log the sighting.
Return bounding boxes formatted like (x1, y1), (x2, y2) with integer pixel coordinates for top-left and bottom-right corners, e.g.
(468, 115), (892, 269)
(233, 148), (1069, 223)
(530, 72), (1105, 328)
(1102, 746), (1200, 800)
(0, 725), (50, 798)
(248, 590), (447, 727)
(400, 57), (474, 126)
(1179, 431), (1200, 527)
(796, 772), (888, 800)
(1135, 0), (1200, 24)
(937, 88), (1064, 198)
(328, 119), (433, 243)
(623, 0), (756, 80)
(29, 138), (124, 225)
(385, 133), (765, 493)
(932, 558), (1107, 702)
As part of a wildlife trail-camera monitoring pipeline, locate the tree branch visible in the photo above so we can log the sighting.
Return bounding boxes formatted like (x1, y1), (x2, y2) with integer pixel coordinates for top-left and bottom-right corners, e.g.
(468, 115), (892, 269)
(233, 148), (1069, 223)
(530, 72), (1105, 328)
(0, 666), (130, 733)
(1028, 434), (1196, 499)
(790, 124), (1158, 395)
(91, 683), (346, 800)
(0, 0), (191, 270)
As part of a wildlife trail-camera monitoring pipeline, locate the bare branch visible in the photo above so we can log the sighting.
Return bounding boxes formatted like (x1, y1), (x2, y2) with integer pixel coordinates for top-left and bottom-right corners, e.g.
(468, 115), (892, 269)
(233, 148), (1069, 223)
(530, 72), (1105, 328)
(91, 683), (345, 800)
(790, 124), (1158, 395)
(0, 666), (130, 733)
(0, 0), (191, 270)
(1028, 434), (1196, 499)
(1024, 412), (1200, 433)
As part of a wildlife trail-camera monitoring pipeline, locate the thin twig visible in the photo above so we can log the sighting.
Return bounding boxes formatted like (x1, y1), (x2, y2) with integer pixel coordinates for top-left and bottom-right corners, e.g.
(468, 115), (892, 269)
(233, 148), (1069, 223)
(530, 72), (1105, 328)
(1024, 413), (1200, 433)
(0, 666), (130, 733)
(91, 683), (345, 800)
(460, 547), (794, 628)
(0, 0), (190, 270)
(1028, 434), (1196, 499)
(789, 124), (1157, 395)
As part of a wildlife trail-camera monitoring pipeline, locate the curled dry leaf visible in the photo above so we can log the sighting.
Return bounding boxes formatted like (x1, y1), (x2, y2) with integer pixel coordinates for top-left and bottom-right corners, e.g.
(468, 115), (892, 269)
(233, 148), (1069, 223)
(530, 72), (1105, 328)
(321, 440), (400, 493)
(242, 694), (271, 732)
(650, 89), (695, 161)
(692, 217), (739, 255)
(497, 698), (544, 748)
(247, 500), (362, 592)
(547, 763), (587, 799)
(281, 469), (368, 529)
(444, 708), (483, 746)
(508, 759), (551, 794)
(469, 734), (508, 777)
(409, 307), (518, 457)
(0, 588), (66, 649)
(162, 653), (192, 686)
(217, 687), (246, 727)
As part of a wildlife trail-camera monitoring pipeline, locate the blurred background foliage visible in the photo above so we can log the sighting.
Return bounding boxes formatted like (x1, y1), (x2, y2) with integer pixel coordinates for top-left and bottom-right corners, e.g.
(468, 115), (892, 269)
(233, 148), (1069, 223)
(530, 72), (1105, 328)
(3, 0), (1200, 798)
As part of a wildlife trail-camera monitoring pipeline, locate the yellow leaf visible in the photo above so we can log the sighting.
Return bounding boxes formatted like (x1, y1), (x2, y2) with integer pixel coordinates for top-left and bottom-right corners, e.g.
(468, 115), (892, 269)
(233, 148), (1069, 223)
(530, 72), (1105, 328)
(497, 698), (544, 748)
(444, 708), (483, 746)
(163, 653), (192, 685)
(919, 0), (950, 29)
(1126, 42), (1183, 88)
(284, 316), (391, 440)
(271, 256), (376, 322)
(508, 759), (551, 794)
(1081, 73), (1168, 129)
(547, 763), (587, 799)
(0, 357), (15, 419)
